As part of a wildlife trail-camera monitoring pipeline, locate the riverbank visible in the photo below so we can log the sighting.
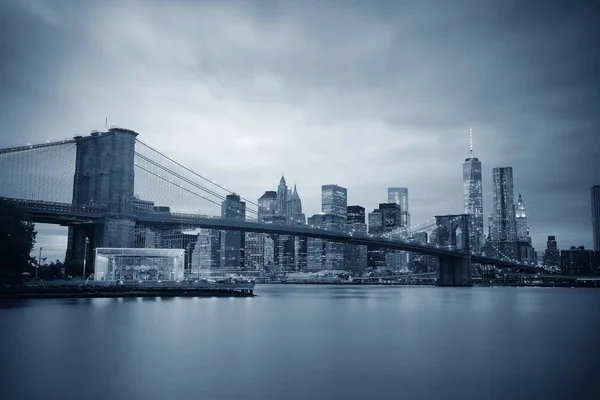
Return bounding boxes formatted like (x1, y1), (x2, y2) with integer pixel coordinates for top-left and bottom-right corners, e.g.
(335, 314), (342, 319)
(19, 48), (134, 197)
(0, 281), (255, 299)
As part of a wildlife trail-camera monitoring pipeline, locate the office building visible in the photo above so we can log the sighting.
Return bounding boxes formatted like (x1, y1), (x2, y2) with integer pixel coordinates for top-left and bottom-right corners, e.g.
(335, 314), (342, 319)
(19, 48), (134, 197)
(560, 246), (600, 276)
(462, 131), (484, 251)
(388, 188), (410, 228)
(543, 235), (560, 269)
(220, 194), (246, 270)
(515, 193), (530, 243)
(277, 175), (288, 219)
(258, 191), (277, 221)
(321, 184), (348, 219)
(491, 167), (517, 242)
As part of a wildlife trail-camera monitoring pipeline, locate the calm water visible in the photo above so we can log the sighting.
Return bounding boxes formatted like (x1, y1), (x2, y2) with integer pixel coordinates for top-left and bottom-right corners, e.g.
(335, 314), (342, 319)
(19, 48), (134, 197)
(1, 285), (599, 400)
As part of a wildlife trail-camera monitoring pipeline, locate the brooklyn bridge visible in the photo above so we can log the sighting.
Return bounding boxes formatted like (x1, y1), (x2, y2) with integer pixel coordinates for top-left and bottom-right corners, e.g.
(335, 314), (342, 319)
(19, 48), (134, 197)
(0, 128), (536, 286)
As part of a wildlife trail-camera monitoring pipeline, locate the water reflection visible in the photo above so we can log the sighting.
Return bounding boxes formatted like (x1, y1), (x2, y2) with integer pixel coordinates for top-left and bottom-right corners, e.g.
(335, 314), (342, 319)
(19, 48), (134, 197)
(1, 285), (599, 400)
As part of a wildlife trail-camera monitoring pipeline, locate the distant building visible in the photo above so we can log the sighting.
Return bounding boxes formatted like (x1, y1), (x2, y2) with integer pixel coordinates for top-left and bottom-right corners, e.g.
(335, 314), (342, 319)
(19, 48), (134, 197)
(491, 167), (517, 242)
(345, 205), (367, 274)
(132, 197), (155, 213)
(462, 131), (484, 252)
(560, 246), (600, 276)
(591, 185), (600, 251)
(388, 188), (410, 228)
(347, 205), (366, 224)
(306, 213), (345, 271)
(157, 230), (198, 271)
(413, 232), (428, 244)
(543, 236), (560, 268)
(258, 191), (277, 221)
(288, 184), (305, 224)
(515, 193), (531, 243)
(220, 194), (246, 270)
(368, 210), (384, 235)
(134, 227), (156, 248)
(378, 203), (403, 235)
(321, 184), (348, 219)
(192, 229), (221, 272)
(277, 176), (288, 219)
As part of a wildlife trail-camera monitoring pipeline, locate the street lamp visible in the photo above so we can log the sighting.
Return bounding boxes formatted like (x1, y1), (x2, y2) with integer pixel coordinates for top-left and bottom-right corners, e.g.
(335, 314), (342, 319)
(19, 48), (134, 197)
(36, 247), (43, 279)
(83, 237), (89, 280)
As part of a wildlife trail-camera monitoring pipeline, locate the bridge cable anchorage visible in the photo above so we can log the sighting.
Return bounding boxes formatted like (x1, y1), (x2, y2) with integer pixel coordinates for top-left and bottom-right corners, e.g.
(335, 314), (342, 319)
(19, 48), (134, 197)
(135, 139), (259, 208)
(134, 151), (257, 217)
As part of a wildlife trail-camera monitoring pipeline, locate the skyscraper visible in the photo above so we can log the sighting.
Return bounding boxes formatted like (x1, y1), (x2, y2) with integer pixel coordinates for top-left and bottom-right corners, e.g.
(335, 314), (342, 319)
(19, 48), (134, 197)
(492, 167), (516, 242)
(220, 194), (246, 270)
(347, 205), (366, 224)
(288, 184), (305, 224)
(321, 184), (348, 219)
(258, 191), (277, 221)
(515, 193), (530, 243)
(277, 175), (288, 219)
(388, 188), (410, 228)
(592, 185), (600, 251)
(462, 129), (484, 251)
(543, 235), (560, 269)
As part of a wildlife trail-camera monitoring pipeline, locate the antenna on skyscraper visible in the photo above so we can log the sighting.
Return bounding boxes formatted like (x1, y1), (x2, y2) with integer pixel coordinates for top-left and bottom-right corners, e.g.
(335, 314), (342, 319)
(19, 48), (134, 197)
(469, 128), (473, 157)
(105, 116), (108, 130)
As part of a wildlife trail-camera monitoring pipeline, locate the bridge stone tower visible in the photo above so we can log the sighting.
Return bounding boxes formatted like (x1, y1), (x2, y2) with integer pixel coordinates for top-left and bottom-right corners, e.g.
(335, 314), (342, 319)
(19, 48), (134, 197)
(66, 128), (138, 270)
(435, 214), (472, 286)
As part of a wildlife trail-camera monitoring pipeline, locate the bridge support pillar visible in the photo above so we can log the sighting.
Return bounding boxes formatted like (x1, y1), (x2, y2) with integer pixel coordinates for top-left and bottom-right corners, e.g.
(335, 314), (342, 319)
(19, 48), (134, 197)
(99, 218), (136, 248)
(437, 255), (472, 287)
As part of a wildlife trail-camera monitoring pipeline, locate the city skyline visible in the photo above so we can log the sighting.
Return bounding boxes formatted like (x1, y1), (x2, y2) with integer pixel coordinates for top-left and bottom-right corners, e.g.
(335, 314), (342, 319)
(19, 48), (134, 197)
(1, 0), (599, 260)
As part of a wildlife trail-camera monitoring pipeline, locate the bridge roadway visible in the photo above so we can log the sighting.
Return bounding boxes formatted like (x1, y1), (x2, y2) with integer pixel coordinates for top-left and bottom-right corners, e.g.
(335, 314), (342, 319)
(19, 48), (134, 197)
(3, 198), (531, 269)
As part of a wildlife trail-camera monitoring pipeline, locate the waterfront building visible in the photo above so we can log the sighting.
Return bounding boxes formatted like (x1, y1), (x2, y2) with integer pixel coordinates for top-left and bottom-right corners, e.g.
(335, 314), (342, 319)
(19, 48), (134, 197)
(560, 246), (600, 276)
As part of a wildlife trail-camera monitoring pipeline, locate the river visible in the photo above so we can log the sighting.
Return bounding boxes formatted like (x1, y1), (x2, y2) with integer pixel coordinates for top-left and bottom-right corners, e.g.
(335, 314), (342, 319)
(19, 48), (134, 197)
(1, 285), (599, 399)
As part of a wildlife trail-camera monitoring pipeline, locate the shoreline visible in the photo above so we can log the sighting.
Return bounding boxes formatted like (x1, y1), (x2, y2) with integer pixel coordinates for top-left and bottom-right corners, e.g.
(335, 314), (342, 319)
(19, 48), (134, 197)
(0, 284), (256, 299)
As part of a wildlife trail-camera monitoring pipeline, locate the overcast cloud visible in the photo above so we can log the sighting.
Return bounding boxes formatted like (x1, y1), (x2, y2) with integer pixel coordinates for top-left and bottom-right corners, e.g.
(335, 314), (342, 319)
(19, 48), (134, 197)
(1, 0), (599, 260)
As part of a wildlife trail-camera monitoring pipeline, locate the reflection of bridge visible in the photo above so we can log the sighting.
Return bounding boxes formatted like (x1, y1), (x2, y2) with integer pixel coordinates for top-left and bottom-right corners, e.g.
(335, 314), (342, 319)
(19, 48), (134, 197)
(0, 128), (533, 286)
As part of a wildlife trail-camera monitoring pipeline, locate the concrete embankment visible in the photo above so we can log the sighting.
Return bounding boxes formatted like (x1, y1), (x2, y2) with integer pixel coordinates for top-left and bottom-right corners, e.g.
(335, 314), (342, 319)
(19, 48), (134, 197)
(0, 282), (255, 299)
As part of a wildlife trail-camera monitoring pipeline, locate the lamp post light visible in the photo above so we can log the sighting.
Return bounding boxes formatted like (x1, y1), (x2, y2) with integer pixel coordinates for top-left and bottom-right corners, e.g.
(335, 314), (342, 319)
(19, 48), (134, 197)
(83, 237), (89, 280)
(36, 247), (43, 279)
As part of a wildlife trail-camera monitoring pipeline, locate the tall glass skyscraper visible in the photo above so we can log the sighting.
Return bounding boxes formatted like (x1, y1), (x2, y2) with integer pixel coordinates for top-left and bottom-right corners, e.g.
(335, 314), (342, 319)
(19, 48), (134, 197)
(592, 185), (600, 251)
(492, 167), (516, 242)
(387, 188), (410, 228)
(321, 184), (348, 219)
(462, 131), (483, 251)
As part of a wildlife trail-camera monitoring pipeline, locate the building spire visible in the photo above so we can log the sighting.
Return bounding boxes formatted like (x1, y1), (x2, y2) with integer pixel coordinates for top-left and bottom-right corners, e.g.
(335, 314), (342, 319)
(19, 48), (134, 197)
(469, 128), (473, 157)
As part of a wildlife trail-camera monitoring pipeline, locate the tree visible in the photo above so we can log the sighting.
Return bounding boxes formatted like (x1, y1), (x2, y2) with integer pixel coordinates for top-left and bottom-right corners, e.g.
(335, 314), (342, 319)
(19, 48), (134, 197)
(0, 198), (37, 278)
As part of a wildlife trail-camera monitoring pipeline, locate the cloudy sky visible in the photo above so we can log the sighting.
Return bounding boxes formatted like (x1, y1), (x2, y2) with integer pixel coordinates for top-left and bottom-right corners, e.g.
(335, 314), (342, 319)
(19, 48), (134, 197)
(1, 0), (599, 261)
